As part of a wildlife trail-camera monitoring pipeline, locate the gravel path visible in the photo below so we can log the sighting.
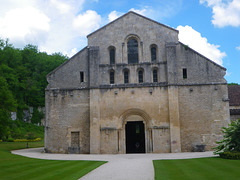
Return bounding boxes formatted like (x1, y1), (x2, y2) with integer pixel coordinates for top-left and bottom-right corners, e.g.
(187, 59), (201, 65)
(12, 148), (216, 180)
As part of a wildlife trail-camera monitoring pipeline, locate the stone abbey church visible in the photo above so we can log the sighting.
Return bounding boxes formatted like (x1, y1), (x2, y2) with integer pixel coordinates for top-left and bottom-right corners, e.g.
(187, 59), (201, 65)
(45, 11), (230, 154)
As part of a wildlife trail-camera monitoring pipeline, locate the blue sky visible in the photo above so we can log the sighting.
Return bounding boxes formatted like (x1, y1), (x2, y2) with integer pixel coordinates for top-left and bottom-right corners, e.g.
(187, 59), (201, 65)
(0, 0), (239, 83)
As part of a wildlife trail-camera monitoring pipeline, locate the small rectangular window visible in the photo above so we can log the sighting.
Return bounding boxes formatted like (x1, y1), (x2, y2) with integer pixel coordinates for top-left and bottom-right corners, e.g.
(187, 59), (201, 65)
(151, 47), (156, 62)
(110, 71), (114, 84)
(153, 69), (158, 83)
(124, 71), (129, 83)
(80, 71), (84, 82)
(110, 49), (115, 65)
(183, 68), (187, 79)
(138, 70), (143, 83)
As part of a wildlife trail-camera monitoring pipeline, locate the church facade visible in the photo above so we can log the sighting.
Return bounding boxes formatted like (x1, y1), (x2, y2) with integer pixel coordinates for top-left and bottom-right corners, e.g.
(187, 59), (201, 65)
(45, 11), (230, 154)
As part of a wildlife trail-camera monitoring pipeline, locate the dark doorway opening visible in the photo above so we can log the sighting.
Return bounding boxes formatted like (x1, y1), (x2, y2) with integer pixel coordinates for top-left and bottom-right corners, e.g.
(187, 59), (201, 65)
(126, 121), (145, 153)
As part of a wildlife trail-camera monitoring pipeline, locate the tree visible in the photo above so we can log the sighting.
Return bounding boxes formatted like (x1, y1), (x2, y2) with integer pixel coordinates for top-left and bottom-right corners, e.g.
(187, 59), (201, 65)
(228, 83), (239, 85)
(0, 38), (67, 139)
(31, 107), (44, 125)
(0, 37), (67, 123)
(214, 119), (240, 154)
(0, 77), (17, 139)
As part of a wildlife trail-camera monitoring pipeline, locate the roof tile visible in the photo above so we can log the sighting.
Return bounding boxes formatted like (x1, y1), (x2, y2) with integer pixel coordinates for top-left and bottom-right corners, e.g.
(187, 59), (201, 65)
(228, 85), (240, 106)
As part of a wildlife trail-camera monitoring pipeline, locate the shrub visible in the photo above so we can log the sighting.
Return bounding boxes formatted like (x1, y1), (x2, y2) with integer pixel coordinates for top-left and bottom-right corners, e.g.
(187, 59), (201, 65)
(0, 140), (2, 142)
(13, 138), (41, 142)
(26, 132), (36, 140)
(219, 152), (240, 160)
(214, 119), (240, 154)
(7, 137), (14, 142)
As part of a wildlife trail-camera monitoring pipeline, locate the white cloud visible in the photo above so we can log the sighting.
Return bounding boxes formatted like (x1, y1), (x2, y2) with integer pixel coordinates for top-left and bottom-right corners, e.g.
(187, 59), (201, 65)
(0, 0), (183, 57)
(0, 7), (50, 40)
(108, 11), (124, 22)
(200, 0), (240, 27)
(107, 9), (147, 23)
(226, 71), (232, 76)
(177, 25), (226, 65)
(73, 10), (101, 36)
(50, 0), (71, 14)
(63, 48), (78, 58)
(236, 46), (240, 51)
(0, 0), (103, 57)
(129, 8), (147, 16)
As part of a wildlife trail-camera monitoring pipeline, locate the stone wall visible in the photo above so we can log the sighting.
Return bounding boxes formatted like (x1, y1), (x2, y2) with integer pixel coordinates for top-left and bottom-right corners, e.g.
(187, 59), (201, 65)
(92, 87), (171, 153)
(87, 12), (178, 65)
(176, 43), (226, 85)
(45, 89), (90, 153)
(178, 84), (230, 151)
(45, 11), (230, 154)
(47, 47), (89, 89)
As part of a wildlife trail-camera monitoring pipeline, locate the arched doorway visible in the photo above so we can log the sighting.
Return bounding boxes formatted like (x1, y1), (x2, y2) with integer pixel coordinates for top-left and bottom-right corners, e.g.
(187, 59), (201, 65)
(125, 121), (145, 153)
(119, 108), (151, 154)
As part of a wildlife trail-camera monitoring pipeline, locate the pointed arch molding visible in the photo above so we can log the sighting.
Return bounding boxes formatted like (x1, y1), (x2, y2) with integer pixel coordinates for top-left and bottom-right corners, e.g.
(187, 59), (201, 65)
(120, 108), (151, 127)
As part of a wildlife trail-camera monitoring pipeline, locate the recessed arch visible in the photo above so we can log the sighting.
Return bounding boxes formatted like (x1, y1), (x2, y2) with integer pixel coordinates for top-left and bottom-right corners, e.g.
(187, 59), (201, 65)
(125, 34), (141, 64)
(120, 108), (151, 127)
(124, 34), (141, 42)
(119, 108), (151, 153)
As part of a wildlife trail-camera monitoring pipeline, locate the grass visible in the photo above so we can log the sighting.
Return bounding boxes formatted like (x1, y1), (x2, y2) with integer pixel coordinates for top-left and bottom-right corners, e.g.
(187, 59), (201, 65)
(0, 141), (107, 180)
(153, 157), (240, 180)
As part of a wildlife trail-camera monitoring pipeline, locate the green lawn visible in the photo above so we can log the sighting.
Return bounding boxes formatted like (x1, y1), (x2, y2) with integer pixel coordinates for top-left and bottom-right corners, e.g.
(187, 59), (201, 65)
(0, 142), (106, 180)
(153, 157), (240, 180)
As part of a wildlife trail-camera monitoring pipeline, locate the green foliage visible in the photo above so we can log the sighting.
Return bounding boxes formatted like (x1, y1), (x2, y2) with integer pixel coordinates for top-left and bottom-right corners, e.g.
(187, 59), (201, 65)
(0, 76), (17, 111)
(7, 137), (14, 142)
(0, 142), (106, 180)
(0, 37), (67, 139)
(0, 76), (17, 140)
(0, 110), (11, 141)
(0, 37), (68, 108)
(9, 120), (44, 140)
(219, 152), (240, 160)
(214, 119), (240, 154)
(14, 138), (41, 142)
(228, 83), (239, 85)
(31, 107), (44, 125)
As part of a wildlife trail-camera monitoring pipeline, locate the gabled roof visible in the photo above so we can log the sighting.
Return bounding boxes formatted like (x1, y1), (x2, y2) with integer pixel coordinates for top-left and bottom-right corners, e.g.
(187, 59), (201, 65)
(87, 11), (178, 38)
(228, 85), (240, 106)
(179, 42), (226, 71)
(46, 47), (88, 77)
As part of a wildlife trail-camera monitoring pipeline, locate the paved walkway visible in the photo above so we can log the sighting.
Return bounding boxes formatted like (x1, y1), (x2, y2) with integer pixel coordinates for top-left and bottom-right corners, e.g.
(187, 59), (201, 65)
(12, 148), (216, 180)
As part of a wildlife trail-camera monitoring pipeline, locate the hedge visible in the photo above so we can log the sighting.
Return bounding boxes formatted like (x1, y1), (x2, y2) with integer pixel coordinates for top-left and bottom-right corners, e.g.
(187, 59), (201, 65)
(219, 152), (240, 160)
(13, 138), (41, 142)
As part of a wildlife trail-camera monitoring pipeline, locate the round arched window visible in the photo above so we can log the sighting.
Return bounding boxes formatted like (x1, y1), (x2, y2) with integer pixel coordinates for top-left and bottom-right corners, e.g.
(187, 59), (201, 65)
(128, 39), (138, 64)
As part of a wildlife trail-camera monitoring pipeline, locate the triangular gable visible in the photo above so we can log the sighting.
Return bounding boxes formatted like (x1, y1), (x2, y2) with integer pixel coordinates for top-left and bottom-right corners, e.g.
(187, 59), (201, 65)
(87, 11), (178, 38)
(47, 47), (87, 78)
(179, 42), (226, 71)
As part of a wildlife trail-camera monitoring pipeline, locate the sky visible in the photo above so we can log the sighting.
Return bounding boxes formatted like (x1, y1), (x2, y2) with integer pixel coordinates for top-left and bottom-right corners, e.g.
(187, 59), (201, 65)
(0, 0), (239, 83)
